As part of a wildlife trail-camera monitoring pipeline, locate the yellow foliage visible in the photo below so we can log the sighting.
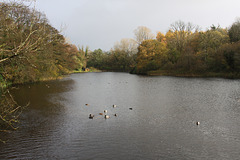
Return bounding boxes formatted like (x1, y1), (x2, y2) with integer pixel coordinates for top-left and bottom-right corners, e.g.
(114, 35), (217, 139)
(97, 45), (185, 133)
(137, 40), (168, 73)
(165, 30), (174, 39)
(156, 32), (166, 43)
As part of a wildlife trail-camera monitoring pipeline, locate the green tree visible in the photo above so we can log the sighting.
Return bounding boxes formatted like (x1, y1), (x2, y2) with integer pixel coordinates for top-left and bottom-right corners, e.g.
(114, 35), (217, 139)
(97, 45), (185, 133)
(198, 27), (230, 71)
(228, 19), (240, 43)
(218, 42), (240, 72)
(87, 49), (105, 69)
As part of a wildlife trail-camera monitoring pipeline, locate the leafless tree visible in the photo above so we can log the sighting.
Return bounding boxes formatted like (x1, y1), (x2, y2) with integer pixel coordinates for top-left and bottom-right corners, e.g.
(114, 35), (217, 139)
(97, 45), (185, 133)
(134, 26), (155, 45)
(114, 38), (138, 55)
(169, 20), (199, 54)
(0, 1), (61, 64)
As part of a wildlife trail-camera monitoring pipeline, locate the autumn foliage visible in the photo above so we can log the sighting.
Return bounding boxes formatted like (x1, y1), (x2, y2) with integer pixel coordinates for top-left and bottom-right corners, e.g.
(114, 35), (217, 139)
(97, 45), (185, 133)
(136, 21), (240, 76)
(136, 40), (168, 74)
(0, 2), (86, 134)
(87, 21), (240, 77)
(0, 2), (85, 86)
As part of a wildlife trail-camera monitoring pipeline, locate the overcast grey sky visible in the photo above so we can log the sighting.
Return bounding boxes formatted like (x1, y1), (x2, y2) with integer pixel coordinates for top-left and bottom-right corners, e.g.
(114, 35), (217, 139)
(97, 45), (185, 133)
(34, 0), (240, 51)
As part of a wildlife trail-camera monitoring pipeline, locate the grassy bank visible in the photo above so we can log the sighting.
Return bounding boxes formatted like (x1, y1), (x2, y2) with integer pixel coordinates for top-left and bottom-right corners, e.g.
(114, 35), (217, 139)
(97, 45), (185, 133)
(0, 68), (101, 90)
(147, 70), (240, 79)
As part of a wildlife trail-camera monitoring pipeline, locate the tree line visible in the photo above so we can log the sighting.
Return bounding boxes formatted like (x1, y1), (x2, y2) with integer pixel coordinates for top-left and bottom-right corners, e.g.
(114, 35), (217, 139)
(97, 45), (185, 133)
(87, 20), (240, 77)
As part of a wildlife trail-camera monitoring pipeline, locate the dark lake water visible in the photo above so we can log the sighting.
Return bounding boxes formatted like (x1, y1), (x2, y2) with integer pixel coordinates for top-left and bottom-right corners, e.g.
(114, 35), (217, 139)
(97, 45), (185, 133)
(1, 72), (240, 159)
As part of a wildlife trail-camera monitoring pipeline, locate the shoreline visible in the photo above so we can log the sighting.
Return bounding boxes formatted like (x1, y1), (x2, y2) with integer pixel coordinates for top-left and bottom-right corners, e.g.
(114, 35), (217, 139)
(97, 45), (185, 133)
(3, 70), (240, 89)
(147, 70), (240, 79)
(1, 67), (102, 89)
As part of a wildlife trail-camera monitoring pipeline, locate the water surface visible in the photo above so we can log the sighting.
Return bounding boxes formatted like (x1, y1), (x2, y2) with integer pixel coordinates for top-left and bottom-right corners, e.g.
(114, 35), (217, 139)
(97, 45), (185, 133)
(1, 72), (240, 159)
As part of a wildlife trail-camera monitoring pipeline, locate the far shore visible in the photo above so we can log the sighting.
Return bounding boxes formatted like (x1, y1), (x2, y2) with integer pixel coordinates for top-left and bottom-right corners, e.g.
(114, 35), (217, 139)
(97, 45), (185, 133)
(147, 70), (240, 79)
(3, 69), (240, 89)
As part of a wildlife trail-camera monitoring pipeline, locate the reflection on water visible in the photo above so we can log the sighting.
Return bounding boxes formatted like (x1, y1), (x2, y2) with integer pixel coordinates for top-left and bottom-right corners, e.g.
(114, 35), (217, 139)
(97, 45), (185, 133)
(1, 73), (240, 160)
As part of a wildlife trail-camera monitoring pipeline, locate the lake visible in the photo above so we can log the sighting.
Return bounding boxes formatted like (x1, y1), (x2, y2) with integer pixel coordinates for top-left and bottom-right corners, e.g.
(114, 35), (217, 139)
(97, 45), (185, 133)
(1, 72), (240, 160)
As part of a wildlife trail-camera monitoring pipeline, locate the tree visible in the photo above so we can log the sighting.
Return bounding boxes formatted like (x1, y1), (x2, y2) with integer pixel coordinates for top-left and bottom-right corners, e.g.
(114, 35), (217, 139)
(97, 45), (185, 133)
(199, 28), (229, 52)
(87, 49), (105, 69)
(0, 2), (56, 64)
(156, 32), (166, 43)
(169, 21), (198, 54)
(165, 21), (199, 67)
(134, 26), (155, 45)
(136, 40), (168, 74)
(228, 18), (240, 43)
(0, 1), (53, 136)
(113, 38), (138, 55)
(198, 27), (230, 71)
(101, 38), (138, 71)
(77, 45), (89, 70)
(218, 42), (240, 72)
(0, 1), (86, 140)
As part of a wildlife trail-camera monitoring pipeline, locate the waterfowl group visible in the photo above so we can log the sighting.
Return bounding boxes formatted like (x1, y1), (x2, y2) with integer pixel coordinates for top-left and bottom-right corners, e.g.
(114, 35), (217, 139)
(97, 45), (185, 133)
(86, 104), (200, 127)
(86, 104), (120, 119)
(86, 104), (135, 120)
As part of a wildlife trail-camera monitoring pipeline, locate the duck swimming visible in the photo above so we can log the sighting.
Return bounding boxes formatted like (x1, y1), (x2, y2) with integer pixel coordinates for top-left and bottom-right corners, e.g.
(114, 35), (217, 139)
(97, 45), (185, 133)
(104, 115), (110, 119)
(89, 114), (94, 119)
